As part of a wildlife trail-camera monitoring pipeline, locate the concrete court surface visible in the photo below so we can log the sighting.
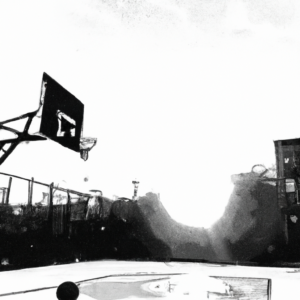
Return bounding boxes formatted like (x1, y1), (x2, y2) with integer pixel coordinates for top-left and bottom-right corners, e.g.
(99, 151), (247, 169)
(0, 260), (298, 300)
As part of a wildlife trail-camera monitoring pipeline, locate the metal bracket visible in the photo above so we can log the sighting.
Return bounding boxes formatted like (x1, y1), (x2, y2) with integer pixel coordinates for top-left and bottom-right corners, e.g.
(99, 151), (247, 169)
(0, 110), (46, 165)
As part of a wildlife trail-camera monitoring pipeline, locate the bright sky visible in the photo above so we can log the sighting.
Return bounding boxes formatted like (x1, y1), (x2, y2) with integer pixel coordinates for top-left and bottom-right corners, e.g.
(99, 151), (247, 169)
(0, 0), (300, 227)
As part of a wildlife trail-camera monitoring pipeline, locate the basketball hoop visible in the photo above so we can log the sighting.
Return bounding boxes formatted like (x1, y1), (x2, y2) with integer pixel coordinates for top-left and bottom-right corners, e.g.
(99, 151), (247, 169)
(80, 137), (97, 161)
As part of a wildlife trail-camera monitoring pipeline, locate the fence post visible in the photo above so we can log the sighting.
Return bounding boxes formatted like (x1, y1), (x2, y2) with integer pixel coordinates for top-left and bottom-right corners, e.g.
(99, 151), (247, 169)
(66, 191), (71, 237)
(28, 181), (30, 205)
(48, 183), (54, 232)
(1, 188), (6, 204)
(28, 177), (34, 207)
(5, 177), (12, 204)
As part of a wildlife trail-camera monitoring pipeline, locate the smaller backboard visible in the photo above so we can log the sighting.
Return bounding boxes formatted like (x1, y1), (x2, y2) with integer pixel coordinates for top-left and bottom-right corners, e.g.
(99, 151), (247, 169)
(37, 73), (84, 152)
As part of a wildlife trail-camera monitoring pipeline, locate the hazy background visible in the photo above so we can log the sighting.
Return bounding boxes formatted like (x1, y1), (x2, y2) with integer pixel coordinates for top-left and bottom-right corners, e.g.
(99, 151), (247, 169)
(0, 0), (300, 227)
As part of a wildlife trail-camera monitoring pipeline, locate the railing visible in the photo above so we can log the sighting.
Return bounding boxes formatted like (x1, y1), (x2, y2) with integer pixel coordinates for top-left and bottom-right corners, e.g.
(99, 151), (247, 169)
(0, 172), (92, 205)
(0, 172), (94, 236)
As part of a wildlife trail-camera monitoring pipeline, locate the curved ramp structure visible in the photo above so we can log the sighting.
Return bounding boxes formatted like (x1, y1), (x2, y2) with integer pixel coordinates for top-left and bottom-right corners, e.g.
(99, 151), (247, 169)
(110, 173), (284, 262)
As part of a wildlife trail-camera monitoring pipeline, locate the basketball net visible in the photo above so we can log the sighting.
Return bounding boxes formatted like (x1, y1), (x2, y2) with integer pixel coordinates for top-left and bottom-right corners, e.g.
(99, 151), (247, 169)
(80, 137), (97, 161)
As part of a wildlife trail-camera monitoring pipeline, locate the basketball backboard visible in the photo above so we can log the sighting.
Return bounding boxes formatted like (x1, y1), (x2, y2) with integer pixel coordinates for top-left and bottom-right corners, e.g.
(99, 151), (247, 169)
(37, 73), (84, 152)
